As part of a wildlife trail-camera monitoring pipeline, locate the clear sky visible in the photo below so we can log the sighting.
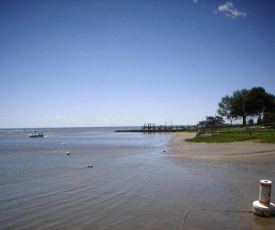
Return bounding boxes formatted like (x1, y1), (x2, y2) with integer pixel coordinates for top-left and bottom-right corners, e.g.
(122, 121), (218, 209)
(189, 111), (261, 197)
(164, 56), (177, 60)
(1, 0), (275, 128)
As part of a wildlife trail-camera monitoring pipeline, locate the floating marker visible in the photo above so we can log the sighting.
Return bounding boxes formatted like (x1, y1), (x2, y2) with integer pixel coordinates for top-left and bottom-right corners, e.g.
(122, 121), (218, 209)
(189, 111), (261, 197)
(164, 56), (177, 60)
(253, 180), (275, 217)
(88, 164), (93, 168)
(67, 152), (70, 155)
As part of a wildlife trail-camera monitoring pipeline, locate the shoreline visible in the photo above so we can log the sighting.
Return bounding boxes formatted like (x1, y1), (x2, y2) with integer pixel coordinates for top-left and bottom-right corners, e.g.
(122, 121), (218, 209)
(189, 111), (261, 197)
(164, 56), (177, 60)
(168, 132), (275, 229)
(169, 132), (275, 162)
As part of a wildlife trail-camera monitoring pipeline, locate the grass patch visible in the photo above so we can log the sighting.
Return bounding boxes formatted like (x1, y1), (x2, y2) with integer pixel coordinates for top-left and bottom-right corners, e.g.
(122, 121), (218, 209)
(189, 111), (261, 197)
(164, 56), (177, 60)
(185, 128), (275, 143)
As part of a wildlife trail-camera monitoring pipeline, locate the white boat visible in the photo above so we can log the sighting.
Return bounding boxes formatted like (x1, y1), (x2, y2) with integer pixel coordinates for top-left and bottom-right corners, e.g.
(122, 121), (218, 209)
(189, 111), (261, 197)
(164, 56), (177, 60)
(29, 131), (44, 138)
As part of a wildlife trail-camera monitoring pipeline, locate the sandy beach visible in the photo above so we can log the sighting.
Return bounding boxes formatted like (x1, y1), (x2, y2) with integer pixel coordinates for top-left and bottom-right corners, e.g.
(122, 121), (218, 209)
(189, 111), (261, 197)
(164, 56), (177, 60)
(169, 132), (275, 229)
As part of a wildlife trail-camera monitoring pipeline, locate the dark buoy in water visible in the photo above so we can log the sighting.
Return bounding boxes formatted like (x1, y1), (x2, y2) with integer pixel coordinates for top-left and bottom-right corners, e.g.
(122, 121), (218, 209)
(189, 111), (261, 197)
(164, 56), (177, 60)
(163, 150), (166, 153)
(88, 164), (93, 168)
(67, 152), (70, 155)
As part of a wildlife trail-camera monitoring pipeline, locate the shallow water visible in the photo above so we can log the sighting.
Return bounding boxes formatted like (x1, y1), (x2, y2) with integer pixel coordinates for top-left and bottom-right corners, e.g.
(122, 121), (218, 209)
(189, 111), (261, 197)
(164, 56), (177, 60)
(1, 128), (274, 229)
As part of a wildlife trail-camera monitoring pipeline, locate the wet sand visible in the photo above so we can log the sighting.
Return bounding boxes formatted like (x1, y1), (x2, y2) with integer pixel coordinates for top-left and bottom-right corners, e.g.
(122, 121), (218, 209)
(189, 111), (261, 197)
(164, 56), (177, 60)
(169, 132), (275, 229)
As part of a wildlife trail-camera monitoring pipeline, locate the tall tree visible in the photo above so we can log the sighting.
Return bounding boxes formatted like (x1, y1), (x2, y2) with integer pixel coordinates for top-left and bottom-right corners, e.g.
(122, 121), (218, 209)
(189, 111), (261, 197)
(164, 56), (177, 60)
(245, 87), (267, 117)
(246, 87), (275, 122)
(217, 95), (233, 125)
(263, 93), (275, 113)
(263, 93), (275, 123)
(263, 111), (275, 124)
(230, 89), (249, 125)
(218, 87), (275, 125)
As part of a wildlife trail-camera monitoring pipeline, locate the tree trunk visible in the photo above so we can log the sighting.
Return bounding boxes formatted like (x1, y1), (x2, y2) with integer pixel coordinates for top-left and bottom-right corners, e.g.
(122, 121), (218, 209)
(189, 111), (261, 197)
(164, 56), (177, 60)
(243, 116), (246, 125)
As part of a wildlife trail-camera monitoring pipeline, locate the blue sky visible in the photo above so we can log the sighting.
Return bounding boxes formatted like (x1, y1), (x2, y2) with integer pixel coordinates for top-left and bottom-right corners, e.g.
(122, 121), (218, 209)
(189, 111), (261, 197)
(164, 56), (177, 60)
(1, 0), (275, 128)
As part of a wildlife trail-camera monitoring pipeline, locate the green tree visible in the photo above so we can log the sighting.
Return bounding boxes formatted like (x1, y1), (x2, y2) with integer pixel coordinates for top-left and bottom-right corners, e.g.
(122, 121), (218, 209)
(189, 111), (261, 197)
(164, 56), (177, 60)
(246, 87), (275, 123)
(262, 93), (275, 123)
(217, 95), (233, 125)
(217, 87), (275, 125)
(263, 112), (275, 124)
(230, 89), (249, 125)
(257, 116), (262, 125)
(215, 116), (224, 125)
(264, 93), (275, 113)
(245, 87), (267, 117)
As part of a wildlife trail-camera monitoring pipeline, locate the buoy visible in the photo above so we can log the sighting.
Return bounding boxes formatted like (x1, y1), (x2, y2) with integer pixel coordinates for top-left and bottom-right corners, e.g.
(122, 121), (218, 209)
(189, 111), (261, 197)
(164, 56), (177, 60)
(253, 180), (275, 217)
(63, 143), (65, 145)
(67, 152), (70, 155)
(88, 164), (93, 168)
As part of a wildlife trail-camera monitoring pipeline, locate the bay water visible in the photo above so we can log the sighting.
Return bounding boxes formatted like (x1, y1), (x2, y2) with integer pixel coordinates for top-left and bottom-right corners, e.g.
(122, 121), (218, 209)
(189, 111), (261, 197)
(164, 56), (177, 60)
(0, 127), (237, 229)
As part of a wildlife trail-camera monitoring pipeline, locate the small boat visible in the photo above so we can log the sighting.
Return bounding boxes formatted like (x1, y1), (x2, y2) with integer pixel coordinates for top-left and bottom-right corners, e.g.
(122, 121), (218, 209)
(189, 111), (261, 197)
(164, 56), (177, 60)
(29, 131), (44, 138)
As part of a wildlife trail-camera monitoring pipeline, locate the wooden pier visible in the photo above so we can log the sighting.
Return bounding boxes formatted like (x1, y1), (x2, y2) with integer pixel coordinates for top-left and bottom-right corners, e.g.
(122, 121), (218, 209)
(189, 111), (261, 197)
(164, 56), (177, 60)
(115, 124), (187, 133)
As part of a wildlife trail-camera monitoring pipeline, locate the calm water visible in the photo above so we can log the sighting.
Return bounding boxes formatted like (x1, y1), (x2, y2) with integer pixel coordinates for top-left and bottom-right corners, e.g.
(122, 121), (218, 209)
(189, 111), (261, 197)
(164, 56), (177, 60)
(1, 127), (270, 229)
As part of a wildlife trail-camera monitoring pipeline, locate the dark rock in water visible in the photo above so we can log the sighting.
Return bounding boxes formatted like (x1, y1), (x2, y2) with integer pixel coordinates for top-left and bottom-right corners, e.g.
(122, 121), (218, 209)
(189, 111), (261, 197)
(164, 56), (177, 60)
(163, 150), (166, 153)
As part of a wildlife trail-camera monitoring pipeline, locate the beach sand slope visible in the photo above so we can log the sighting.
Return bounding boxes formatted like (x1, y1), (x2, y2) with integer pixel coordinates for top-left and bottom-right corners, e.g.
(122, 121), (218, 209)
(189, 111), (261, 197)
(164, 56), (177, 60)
(168, 133), (275, 229)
